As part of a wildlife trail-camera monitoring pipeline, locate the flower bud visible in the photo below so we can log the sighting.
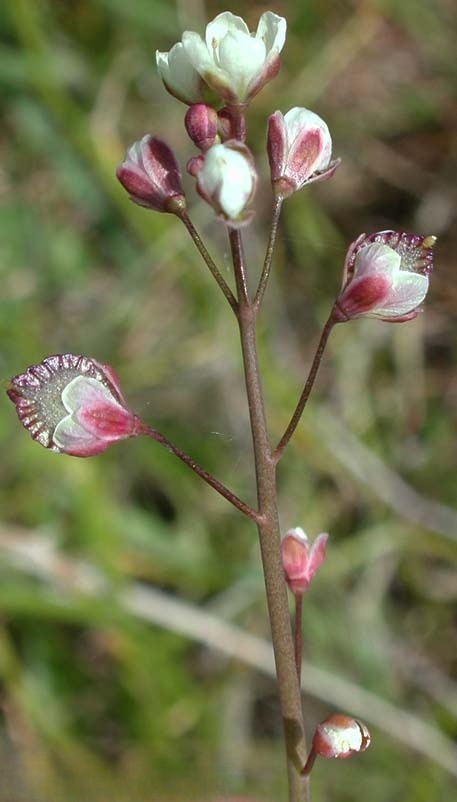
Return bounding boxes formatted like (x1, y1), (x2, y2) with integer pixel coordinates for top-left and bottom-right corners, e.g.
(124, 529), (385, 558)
(7, 355), (140, 457)
(185, 104), (219, 151)
(267, 108), (339, 197)
(336, 231), (436, 323)
(181, 11), (286, 105)
(281, 527), (328, 595)
(116, 135), (186, 214)
(186, 155), (205, 177)
(195, 141), (257, 226)
(312, 715), (371, 760)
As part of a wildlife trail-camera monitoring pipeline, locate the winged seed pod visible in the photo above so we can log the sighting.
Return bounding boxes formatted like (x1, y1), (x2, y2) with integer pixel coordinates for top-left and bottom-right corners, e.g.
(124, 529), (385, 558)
(7, 355), (140, 457)
(335, 231), (436, 322)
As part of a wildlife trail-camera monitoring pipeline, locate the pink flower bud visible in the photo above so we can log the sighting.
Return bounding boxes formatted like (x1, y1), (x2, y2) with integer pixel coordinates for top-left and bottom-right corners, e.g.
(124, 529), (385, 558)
(267, 107), (340, 197)
(116, 135), (186, 214)
(185, 104), (219, 151)
(7, 355), (140, 457)
(312, 714), (371, 760)
(281, 527), (328, 595)
(336, 231), (436, 323)
(186, 154), (205, 177)
(196, 141), (257, 226)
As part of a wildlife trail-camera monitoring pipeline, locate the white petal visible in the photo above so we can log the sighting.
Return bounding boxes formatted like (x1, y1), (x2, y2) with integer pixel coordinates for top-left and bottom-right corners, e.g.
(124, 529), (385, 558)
(199, 145), (254, 219)
(286, 526), (308, 544)
(61, 376), (117, 414)
(156, 42), (201, 103)
(125, 140), (142, 167)
(217, 161), (252, 218)
(182, 31), (214, 72)
(205, 12), (249, 52)
(283, 107), (332, 170)
(256, 11), (287, 54)
(353, 242), (401, 279)
(155, 49), (170, 75)
(217, 31), (266, 95)
(373, 273), (429, 317)
(54, 415), (98, 448)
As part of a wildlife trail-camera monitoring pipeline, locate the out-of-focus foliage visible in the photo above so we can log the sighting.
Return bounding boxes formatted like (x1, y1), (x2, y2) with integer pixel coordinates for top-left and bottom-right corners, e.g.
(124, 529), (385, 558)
(0, 1), (456, 800)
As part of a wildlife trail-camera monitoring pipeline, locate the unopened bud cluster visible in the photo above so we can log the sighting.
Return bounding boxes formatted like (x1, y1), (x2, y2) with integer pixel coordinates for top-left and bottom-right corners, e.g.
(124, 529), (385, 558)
(113, 7), (435, 329)
(116, 10), (342, 227)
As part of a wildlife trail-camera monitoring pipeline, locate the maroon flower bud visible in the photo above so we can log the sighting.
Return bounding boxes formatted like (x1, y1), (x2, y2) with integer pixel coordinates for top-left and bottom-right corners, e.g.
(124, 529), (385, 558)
(336, 231), (436, 323)
(312, 715), (371, 760)
(185, 104), (219, 151)
(281, 527), (328, 595)
(7, 355), (140, 457)
(116, 135), (186, 214)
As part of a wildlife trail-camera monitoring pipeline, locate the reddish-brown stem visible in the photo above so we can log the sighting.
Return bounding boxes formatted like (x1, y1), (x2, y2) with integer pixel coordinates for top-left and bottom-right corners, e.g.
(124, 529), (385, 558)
(254, 195), (283, 310)
(230, 229), (309, 802)
(301, 748), (317, 777)
(178, 210), (238, 313)
(138, 423), (259, 522)
(227, 104), (247, 141)
(274, 310), (337, 461)
(229, 228), (250, 304)
(294, 593), (303, 685)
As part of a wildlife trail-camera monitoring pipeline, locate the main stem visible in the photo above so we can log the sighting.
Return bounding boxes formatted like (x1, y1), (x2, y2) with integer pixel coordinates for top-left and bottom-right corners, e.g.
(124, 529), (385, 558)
(231, 229), (309, 802)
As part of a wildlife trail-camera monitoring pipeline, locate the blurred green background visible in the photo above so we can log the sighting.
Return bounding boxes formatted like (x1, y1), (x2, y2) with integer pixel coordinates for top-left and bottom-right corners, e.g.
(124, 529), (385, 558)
(0, 0), (456, 800)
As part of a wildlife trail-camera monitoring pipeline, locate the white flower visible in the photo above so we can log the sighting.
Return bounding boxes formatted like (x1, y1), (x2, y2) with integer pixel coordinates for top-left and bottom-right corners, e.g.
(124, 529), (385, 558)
(196, 142), (257, 225)
(179, 11), (286, 104)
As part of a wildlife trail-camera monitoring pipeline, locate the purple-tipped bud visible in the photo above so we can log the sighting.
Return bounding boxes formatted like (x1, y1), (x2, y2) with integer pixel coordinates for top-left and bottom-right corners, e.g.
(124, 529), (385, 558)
(267, 107), (340, 197)
(195, 141), (257, 227)
(336, 231), (436, 323)
(116, 135), (186, 214)
(7, 355), (140, 457)
(281, 527), (328, 595)
(185, 104), (219, 151)
(312, 715), (371, 760)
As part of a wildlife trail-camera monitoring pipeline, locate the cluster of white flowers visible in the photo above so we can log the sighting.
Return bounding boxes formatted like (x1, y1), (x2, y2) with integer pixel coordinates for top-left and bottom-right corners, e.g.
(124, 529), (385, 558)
(119, 11), (338, 228)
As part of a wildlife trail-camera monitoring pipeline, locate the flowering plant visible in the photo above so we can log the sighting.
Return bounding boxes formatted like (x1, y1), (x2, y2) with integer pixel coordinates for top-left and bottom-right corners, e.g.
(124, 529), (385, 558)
(6, 9), (437, 802)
